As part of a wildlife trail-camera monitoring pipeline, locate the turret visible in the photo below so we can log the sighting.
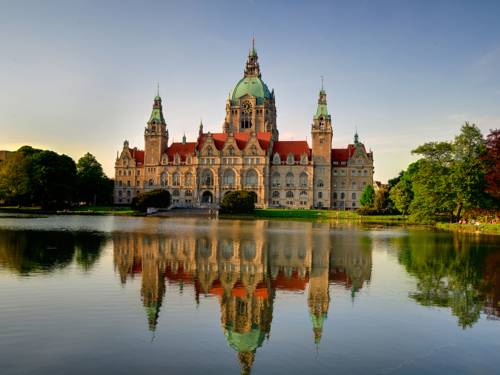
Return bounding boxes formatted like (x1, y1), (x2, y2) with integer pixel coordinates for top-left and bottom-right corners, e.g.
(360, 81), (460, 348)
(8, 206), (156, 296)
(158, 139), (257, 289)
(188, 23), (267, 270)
(144, 89), (168, 166)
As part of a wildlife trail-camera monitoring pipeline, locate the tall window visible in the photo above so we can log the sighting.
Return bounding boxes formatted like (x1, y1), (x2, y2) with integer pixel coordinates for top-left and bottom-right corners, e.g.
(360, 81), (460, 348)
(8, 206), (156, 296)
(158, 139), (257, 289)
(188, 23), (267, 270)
(317, 179), (324, 188)
(185, 173), (192, 186)
(245, 169), (257, 186)
(227, 146), (235, 156)
(223, 169), (235, 185)
(299, 172), (308, 187)
(286, 172), (294, 187)
(272, 191), (280, 198)
(172, 172), (180, 186)
(352, 192), (356, 200)
(286, 191), (294, 198)
(206, 146), (213, 156)
(287, 153), (295, 165)
(185, 189), (192, 196)
(202, 170), (213, 186)
(241, 110), (252, 129)
(272, 172), (280, 187)
(273, 153), (281, 164)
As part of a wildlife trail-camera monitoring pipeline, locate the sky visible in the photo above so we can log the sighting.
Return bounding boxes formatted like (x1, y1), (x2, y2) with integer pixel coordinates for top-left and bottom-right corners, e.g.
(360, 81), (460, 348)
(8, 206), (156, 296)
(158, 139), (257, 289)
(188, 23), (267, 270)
(1, 0), (499, 182)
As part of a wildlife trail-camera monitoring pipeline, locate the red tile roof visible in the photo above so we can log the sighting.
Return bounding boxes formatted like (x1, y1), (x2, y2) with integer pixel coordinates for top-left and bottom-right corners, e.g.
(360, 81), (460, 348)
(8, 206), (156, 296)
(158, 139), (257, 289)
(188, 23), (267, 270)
(130, 148), (144, 165)
(331, 144), (369, 162)
(197, 131), (272, 152)
(272, 140), (311, 161)
(167, 142), (196, 161)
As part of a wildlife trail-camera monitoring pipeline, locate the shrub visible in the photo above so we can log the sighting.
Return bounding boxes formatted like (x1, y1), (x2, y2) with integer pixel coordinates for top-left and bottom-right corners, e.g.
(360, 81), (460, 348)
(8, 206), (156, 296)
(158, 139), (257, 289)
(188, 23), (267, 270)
(220, 191), (255, 214)
(131, 189), (171, 212)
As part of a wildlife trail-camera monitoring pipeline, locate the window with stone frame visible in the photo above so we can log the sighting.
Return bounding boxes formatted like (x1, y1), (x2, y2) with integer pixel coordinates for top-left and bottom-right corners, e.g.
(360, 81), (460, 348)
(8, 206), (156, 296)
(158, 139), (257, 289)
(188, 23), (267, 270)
(202, 170), (213, 186)
(245, 169), (257, 186)
(286, 153), (295, 165)
(273, 153), (281, 165)
(286, 172), (294, 187)
(185, 173), (192, 186)
(272, 172), (280, 187)
(172, 172), (180, 186)
(299, 172), (308, 187)
(223, 169), (235, 186)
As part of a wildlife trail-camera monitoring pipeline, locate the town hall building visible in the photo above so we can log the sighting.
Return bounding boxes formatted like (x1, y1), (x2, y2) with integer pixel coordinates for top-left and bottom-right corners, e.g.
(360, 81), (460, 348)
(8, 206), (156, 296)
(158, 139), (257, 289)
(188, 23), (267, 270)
(114, 42), (374, 209)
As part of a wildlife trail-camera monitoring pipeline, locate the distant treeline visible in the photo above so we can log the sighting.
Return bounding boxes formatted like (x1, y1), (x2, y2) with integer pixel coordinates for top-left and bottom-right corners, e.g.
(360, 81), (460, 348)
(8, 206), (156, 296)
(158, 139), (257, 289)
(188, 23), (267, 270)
(0, 146), (113, 209)
(359, 123), (499, 223)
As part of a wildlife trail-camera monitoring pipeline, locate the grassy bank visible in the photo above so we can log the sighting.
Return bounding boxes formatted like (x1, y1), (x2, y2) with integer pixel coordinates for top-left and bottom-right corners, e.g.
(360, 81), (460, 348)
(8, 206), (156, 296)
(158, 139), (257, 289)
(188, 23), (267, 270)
(0, 205), (136, 216)
(253, 209), (408, 223)
(436, 222), (500, 235)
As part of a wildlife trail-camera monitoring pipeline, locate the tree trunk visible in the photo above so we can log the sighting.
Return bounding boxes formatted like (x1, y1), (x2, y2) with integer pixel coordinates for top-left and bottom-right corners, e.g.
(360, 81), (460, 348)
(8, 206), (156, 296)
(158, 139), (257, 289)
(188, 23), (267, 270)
(456, 202), (463, 222)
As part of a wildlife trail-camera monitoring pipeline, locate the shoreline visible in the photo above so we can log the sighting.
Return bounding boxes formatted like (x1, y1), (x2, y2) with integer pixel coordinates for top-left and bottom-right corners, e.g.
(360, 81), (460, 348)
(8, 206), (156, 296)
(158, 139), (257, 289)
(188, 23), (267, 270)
(1, 206), (499, 235)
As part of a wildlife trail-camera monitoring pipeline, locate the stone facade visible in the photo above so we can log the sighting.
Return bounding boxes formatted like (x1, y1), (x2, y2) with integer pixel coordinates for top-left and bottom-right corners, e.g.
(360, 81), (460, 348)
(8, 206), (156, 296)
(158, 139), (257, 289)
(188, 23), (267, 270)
(114, 42), (374, 208)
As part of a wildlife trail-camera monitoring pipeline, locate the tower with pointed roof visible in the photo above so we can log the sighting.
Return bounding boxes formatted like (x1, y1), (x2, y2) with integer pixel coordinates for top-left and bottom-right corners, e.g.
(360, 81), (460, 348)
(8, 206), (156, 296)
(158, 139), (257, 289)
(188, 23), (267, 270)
(224, 39), (278, 140)
(311, 85), (333, 208)
(144, 93), (169, 166)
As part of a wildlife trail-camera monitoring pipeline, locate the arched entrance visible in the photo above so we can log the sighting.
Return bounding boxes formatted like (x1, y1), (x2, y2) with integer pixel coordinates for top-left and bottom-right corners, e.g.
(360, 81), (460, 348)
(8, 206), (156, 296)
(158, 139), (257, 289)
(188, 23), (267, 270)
(201, 191), (213, 204)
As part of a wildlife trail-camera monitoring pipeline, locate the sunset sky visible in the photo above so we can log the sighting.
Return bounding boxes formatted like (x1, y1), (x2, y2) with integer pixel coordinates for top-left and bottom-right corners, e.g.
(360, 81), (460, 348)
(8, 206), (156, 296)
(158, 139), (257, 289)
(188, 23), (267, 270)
(1, 0), (499, 182)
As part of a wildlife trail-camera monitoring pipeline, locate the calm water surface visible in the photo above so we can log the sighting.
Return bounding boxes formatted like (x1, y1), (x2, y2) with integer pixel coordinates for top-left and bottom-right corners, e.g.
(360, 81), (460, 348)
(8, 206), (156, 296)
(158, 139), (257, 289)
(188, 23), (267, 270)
(0, 215), (499, 374)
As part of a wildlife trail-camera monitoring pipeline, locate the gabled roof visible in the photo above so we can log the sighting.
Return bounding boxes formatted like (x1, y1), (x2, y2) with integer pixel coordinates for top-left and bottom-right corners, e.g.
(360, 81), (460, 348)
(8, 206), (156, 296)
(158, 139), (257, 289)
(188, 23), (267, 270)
(272, 140), (311, 161)
(197, 131), (272, 152)
(130, 148), (144, 165)
(167, 142), (196, 161)
(331, 144), (369, 163)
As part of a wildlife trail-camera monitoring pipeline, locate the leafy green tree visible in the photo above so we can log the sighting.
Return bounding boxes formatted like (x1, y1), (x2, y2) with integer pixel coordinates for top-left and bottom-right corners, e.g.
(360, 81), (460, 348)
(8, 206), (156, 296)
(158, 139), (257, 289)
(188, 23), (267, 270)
(410, 123), (488, 222)
(484, 129), (500, 201)
(359, 184), (375, 208)
(76, 153), (113, 205)
(131, 189), (171, 212)
(389, 161), (421, 215)
(0, 151), (31, 205)
(31, 150), (77, 208)
(220, 191), (255, 214)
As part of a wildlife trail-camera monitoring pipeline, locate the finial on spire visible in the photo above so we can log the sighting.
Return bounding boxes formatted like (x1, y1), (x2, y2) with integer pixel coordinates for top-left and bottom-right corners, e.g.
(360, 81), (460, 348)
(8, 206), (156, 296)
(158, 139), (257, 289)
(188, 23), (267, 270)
(320, 75), (324, 91)
(157, 83), (160, 96)
(354, 127), (359, 145)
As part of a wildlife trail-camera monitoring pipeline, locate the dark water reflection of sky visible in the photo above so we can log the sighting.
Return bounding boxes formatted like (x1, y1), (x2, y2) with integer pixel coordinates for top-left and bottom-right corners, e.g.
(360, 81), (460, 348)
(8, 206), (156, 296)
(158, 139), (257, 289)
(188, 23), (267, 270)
(0, 216), (499, 375)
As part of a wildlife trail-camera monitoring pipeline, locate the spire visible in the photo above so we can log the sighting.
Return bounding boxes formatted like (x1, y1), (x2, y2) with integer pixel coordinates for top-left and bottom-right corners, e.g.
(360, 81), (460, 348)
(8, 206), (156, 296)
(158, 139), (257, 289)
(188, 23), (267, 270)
(314, 84), (329, 120)
(182, 133), (187, 144)
(199, 119), (204, 135)
(149, 92), (165, 124)
(354, 128), (359, 145)
(244, 37), (261, 77)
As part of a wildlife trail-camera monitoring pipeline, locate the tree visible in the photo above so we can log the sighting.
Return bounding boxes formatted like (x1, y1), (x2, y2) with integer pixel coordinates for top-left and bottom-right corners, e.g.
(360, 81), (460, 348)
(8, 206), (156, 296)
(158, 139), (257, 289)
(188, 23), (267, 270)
(484, 129), (500, 200)
(76, 153), (113, 205)
(131, 189), (171, 212)
(410, 123), (488, 222)
(359, 184), (375, 208)
(389, 161), (421, 215)
(0, 151), (31, 205)
(31, 150), (77, 209)
(220, 191), (255, 214)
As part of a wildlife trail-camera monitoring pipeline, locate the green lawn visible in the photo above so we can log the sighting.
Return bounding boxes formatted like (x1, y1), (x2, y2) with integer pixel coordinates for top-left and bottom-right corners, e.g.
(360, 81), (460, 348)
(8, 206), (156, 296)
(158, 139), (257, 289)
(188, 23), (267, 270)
(436, 222), (500, 235)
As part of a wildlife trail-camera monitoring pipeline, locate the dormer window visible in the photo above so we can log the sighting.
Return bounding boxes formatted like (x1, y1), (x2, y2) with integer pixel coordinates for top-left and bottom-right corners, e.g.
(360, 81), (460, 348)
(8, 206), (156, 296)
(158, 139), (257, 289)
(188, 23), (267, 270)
(174, 154), (180, 165)
(273, 153), (281, 165)
(207, 146), (213, 156)
(287, 153), (295, 165)
(228, 146), (235, 156)
(300, 153), (308, 165)
(250, 145), (257, 156)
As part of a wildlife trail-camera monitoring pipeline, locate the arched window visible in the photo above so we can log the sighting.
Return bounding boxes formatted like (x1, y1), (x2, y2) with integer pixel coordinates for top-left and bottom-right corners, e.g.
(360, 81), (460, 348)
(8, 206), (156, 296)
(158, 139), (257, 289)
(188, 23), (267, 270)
(220, 240), (233, 260)
(300, 191), (307, 199)
(287, 153), (295, 165)
(273, 153), (281, 165)
(118, 170), (122, 176)
(245, 169), (257, 186)
(272, 172), (280, 187)
(340, 192), (345, 200)
(318, 192), (323, 199)
(202, 170), (213, 186)
(173, 189), (180, 197)
(185, 189), (192, 196)
(299, 172), (308, 187)
(317, 179), (324, 188)
(172, 172), (180, 186)
(223, 169), (235, 185)
(352, 192), (356, 200)
(186, 155), (192, 165)
(241, 241), (256, 260)
(160, 172), (167, 187)
(272, 191), (280, 198)
(174, 154), (180, 165)
(206, 146), (213, 156)
(286, 191), (294, 198)
(185, 173), (192, 186)
(286, 172), (294, 187)
(227, 146), (235, 156)
(241, 109), (252, 129)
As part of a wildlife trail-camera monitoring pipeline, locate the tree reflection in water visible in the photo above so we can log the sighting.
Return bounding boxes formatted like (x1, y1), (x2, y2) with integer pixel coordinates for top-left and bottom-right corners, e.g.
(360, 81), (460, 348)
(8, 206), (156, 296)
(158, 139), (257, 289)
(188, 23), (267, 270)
(0, 229), (107, 274)
(395, 232), (500, 328)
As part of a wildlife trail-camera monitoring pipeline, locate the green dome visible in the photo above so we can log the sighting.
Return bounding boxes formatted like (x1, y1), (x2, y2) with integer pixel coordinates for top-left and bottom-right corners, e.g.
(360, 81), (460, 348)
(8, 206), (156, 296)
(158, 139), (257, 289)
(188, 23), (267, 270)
(231, 76), (272, 104)
(224, 323), (266, 353)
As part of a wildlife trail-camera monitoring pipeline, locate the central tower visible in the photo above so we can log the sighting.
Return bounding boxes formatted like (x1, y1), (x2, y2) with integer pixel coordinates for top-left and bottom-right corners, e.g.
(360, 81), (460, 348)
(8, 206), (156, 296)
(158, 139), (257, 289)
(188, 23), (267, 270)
(223, 39), (278, 140)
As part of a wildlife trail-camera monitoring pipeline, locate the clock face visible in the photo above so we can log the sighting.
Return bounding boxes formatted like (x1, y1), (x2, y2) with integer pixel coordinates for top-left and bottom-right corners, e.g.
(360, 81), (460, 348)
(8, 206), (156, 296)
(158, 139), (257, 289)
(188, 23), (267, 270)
(242, 101), (252, 112)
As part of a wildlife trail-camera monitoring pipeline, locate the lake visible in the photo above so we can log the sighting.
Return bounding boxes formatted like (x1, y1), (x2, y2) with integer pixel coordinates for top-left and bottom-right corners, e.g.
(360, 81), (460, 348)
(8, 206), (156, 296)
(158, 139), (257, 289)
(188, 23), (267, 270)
(0, 215), (499, 374)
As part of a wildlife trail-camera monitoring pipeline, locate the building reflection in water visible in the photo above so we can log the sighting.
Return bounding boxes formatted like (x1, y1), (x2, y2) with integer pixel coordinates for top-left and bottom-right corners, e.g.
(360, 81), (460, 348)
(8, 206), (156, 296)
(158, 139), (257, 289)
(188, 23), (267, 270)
(112, 220), (372, 373)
